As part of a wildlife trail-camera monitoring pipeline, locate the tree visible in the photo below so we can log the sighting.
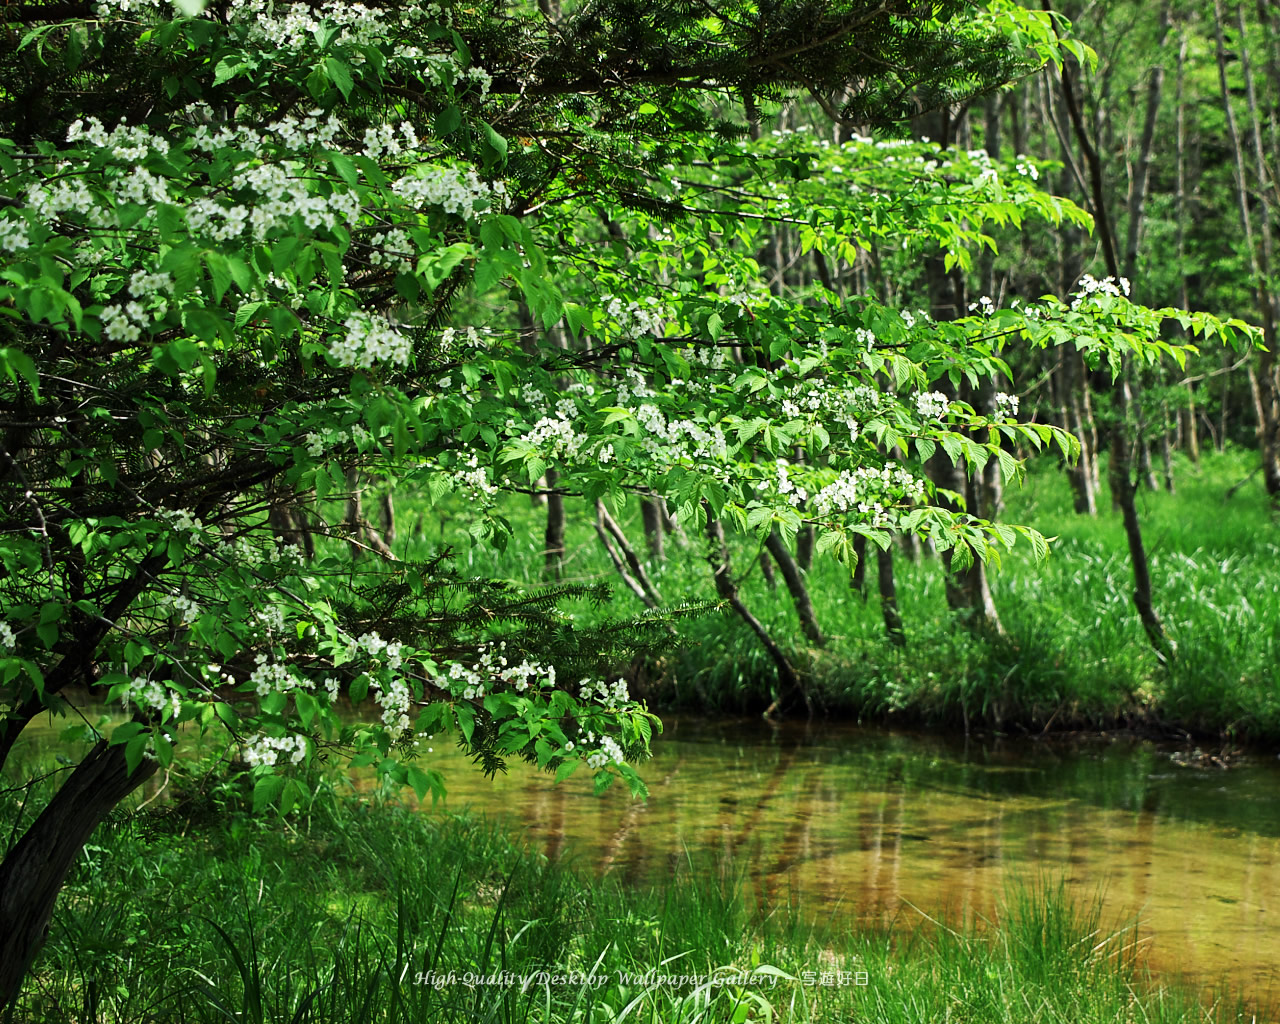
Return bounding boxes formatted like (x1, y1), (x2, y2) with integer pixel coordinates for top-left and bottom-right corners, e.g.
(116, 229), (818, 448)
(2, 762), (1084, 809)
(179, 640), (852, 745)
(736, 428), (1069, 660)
(0, 0), (1257, 1005)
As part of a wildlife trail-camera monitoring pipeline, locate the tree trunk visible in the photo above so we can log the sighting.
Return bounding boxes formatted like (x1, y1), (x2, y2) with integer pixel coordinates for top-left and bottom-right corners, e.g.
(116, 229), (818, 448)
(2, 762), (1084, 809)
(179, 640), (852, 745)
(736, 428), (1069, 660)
(795, 526), (814, 572)
(1058, 40), (1173, 662)
(1174, 29), (1199, 467)
(380, 492), (396, 547)
(876, 543), (906, 647)
(0, 741), (158, 1009)
(596, 502), (663, 608)
(850, 533), (868, 599)
(764, 530), (825, 646)
(1214, 0), (1280, 503)
(640, 495), (665, 562)
(543, 468), (565, 581)
(705, 514), (807, 714)
(1063, 352), (1097, 515)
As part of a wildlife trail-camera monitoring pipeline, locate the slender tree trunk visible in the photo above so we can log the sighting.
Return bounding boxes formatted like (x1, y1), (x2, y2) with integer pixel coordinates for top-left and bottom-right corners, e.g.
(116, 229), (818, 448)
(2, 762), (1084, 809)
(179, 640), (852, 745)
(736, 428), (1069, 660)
(876, 543), (906, 647)
(1062, 352), (1097, 514)
(705, 514), (807, 714)
(380, 492), (395, 547)
(764, 530), (825, 646)
(1058, 41), (1173, 662)
(913, 106), (1003, 634)
(851, 533), (868, 599)
(543, 469), (565, 581)
(1175, 29), (1199, 466)
(795, 526), (814, 572)
(595, 502), (663, 609)
(344, 467), (394, 558)
(640, 495), (665, 562)
(0, 742), (158, 1008)
(1123, 2), (1172, 284)
(1215, 0), (1280, 503)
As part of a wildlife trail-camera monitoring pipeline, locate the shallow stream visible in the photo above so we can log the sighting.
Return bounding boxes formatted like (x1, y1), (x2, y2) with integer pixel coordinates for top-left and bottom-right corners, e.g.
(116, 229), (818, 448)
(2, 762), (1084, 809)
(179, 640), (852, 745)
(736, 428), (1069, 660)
(12, 711), (1280, 1000)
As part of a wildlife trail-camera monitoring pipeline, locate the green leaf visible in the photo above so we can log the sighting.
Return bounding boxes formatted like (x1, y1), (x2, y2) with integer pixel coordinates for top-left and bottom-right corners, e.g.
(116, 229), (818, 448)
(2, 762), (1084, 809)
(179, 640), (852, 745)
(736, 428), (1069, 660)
(479, 120), (508, 167)
(325, 57), (354, 99)
(253, 774), (286, 813)
(435, 105), (462, 136)
(0, 347), (39, 397)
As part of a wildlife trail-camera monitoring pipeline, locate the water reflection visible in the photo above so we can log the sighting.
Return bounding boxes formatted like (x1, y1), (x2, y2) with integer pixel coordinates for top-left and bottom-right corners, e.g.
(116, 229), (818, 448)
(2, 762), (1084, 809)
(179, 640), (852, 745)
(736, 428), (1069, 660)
(430, 717), (1280, 997)
(9, 709), (1280, 997)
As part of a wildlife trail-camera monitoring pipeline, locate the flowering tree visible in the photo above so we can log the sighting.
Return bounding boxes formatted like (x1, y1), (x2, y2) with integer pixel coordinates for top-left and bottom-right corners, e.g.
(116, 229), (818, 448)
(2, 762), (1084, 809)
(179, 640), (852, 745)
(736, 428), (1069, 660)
(0, 0), (1260, 1002)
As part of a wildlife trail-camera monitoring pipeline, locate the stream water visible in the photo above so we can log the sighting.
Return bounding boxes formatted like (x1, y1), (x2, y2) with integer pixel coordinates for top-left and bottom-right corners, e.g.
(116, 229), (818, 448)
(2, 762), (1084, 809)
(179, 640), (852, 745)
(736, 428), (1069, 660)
(421, 716), (1280, 1000)
(11, 710), (1280, 1000)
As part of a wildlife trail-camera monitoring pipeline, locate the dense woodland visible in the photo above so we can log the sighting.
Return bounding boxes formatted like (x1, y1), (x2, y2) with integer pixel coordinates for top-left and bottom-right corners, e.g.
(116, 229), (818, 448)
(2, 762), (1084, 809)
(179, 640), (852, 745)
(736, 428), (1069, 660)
(2, 0), (1280, 1018)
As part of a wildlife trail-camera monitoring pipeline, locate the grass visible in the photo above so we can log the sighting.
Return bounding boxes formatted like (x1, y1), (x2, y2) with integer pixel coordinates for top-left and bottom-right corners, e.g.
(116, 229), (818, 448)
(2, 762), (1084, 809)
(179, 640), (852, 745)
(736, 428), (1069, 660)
(409, 447), (1280, 743)
(9, 781), (1261, 1023)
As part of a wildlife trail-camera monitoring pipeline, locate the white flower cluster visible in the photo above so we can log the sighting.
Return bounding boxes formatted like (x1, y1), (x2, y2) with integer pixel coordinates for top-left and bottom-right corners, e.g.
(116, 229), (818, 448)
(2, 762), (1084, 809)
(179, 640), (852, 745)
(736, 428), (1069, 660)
(351, 631), (405, 670)
(373, 674), (413, 738)
(586, 735), (626, 770)
(243, 732), (308, 768)
(633, 404), (728, 462)
(68, 117), (170, 160)
(613, 367), (656, 403)
(329, 313), (412, 368)
(968, 295), (995, 316)
(158, 508), (205, 534)
(304, 422), (376, 457)
(130, 269), (174, 297)
(994, 392), (1019, 417)
(452, 455), (498, 495)
(526, 415), (591, 460)
(439, 325), (493, 349)
(812, 464), (926, 521)
(773, 459), (808, 508)
(442, 647), (559, 701)
(580, 678), (630, 705)
(101, 301), (154, 343)
(1014, 159), (1040, 181)
(0, 622), (16, 649)
(0, 216), (29, 253)
(460, 65), (493, 97)
(776, 379), (878, 440)
(248, 653), (309, 696)
(603, 296), (668, 341)
(367, 229), (414, 274)
(346, 632), (416, 736)
(120, 675), (182, 720)
(229, 0), (437, 50)
(690, 344), (728, 370)
(215, 534), (301, 569)
(363, 121), (420, 160)
(168, 594), (201, 622)
(392, 165), (504, 219)
(255, 604), (288, 634)
(26, 175), (113, 228)
(915, 391), (951, 420)
(187, 163), (361, 242)
(1076, 274), (1132, 298)
(113, 166), (172, 206)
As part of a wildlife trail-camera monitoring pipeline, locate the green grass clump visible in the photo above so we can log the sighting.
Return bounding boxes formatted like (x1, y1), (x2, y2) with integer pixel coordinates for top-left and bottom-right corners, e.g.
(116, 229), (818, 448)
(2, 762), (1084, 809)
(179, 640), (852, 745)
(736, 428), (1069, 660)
(13, 786), (1258, 1023)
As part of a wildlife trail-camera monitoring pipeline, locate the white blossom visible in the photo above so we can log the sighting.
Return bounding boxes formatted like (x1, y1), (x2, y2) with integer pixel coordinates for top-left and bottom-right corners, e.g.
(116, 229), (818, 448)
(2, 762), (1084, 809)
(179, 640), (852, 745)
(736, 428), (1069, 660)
(329, 313), (412, 368)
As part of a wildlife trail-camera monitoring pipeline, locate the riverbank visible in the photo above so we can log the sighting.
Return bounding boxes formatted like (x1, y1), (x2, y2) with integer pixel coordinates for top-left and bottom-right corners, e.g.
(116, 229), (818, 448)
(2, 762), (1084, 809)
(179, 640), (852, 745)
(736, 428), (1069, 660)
(451, 448), (1280, 745)
(12, 784), (1261, 1023)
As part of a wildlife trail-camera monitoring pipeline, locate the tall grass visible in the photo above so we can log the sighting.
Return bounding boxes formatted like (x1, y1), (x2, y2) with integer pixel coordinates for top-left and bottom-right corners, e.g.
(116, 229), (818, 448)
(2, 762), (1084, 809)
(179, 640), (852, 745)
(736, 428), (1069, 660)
(413, 448), (1280, 741)
(13, 785), (1259, 1023)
